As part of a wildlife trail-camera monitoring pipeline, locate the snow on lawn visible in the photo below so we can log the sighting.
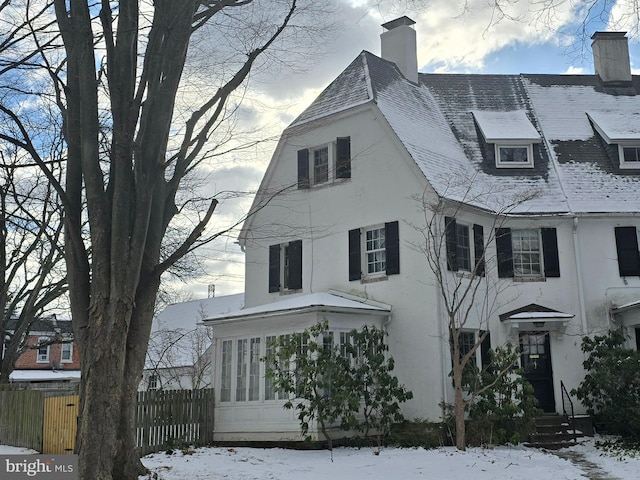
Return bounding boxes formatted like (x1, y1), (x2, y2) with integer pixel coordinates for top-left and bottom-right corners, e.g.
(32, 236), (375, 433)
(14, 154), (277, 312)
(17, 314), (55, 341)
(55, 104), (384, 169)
(140, 445), (588, 480)
(0, 445), (39, 454)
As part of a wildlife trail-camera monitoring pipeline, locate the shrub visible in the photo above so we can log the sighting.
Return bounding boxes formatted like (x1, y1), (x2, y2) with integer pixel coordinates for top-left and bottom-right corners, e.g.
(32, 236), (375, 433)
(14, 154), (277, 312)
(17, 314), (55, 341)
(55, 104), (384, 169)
(572, 330), (640, 440)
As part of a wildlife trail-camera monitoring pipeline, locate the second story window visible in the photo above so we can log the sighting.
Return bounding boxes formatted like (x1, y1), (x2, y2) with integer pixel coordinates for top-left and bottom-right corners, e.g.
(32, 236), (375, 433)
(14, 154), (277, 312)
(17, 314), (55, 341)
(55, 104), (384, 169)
(496, 227), (560, 279)
(445, 217), (485, 276)
(365, 227), (386, 275)
(37, 337), (50, 363)
(349, 221), (400, 281)
(61, 342), (73, 363)
(268, 240), (303, 293)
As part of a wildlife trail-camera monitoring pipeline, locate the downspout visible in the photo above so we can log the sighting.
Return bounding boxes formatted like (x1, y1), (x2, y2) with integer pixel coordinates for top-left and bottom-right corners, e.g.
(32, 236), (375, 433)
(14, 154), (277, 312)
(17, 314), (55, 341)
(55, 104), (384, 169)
(573, 217), (588, 334)
(437, 284), (449, 409)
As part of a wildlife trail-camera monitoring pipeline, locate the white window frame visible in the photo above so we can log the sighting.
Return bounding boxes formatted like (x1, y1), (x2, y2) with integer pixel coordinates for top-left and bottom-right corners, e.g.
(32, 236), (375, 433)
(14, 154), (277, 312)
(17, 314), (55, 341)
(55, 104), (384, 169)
(220, 340), (233, 402)
(511, 229), (542, 277)
(363, 225), (386, 277)
(495, 143), (534, 168)
(312, 145), (330, 185)
(148, 374), (158, 390)
(36, 337), (50, 363)
(456, 223), (471, 272)
(60, 341), (73, 363)
(618, 144), (640, 169)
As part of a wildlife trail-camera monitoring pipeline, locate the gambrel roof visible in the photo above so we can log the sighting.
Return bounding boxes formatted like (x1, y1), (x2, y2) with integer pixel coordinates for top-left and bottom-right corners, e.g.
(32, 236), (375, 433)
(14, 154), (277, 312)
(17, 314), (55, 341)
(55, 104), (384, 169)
(289, 51), (640, 215)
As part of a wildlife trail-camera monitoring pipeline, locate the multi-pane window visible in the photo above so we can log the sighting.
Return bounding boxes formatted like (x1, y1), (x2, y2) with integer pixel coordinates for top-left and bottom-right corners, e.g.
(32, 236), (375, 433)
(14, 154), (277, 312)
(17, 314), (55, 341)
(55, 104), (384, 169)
(61, 342), (73, 363)
(220, 340), (233, 402)
(264, 336), (277, 401)
(365, 227), (386, 274)
(623, 146), (640, 163)
(512, 229), (541, 276)
(456, 224), (471, 271)
(236, 339), (248, 402)
(37, 337), (50, 363)
(459, 331), (476, 366)
(313, 147), (329, 184)
(248, 338), (261, 401)
(282, 244), (290, 290)
(148, 375), (158, 390)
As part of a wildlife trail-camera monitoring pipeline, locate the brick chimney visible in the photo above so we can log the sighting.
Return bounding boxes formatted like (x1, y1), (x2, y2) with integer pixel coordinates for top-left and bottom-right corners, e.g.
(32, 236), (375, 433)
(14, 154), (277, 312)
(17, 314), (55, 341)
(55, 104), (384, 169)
(591, 31), (632, 84)
(381, 16), (418, 84)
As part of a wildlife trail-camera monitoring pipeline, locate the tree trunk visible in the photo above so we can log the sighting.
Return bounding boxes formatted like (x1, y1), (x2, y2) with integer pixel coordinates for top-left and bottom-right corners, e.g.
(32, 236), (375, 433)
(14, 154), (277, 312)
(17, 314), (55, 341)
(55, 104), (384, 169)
(454, 379), (466, 451)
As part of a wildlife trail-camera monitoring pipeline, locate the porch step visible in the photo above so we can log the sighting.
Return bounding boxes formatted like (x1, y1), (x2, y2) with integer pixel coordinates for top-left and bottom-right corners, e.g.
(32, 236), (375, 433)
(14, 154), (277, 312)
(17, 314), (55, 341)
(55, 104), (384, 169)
(525, 414), (585, 450)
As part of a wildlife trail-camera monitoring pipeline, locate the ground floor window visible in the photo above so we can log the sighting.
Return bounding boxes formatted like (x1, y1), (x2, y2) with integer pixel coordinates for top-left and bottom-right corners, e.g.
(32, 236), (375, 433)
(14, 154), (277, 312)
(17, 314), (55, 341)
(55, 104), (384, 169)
(219, 328), (366, 404)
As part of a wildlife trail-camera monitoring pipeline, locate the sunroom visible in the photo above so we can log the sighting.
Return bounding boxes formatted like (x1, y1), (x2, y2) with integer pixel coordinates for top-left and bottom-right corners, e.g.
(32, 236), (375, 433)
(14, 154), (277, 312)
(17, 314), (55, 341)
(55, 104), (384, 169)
(203, 291), (391, 442)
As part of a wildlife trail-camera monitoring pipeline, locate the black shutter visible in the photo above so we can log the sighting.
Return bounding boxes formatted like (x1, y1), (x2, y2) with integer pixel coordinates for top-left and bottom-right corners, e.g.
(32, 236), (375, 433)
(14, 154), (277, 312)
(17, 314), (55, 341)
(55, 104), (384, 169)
(473, 224), (485, 277)
(541, 228), (560, 278)
(297, 149), (309, 189)
(348, 228), (361, 281)
(445, 217), (458, 271)
(480, 330), (492, 370)
(385, 221), (400, 275)
(495, 228), (514, 278)
(268, 244), (281, 292)
(336, 137), (351, 179)
(614, 227), (640, 276)
(288, 240), (303, 290)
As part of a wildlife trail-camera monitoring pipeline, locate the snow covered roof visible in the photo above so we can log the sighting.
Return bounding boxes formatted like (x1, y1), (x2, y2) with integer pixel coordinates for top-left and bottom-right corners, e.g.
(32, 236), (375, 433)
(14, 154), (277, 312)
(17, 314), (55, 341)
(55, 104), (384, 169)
(9, 369), (81, 382)
(287, 51), (640, 215)
(472, 110), (541, 142)
(152, 293), (245, 333)
(204, 292), (390, 323)
(146, 293), (245, 369)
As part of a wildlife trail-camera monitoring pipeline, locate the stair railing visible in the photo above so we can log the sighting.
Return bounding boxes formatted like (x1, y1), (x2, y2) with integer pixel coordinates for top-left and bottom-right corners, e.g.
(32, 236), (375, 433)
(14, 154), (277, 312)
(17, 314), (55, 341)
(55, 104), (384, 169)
(560, 380), (577, 442)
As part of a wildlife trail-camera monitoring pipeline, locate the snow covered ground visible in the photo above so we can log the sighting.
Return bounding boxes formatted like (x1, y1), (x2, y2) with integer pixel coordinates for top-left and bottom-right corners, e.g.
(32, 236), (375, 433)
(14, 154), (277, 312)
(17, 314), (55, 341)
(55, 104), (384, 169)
(137, 437), (640, 480)
(3, 437), (638, 480)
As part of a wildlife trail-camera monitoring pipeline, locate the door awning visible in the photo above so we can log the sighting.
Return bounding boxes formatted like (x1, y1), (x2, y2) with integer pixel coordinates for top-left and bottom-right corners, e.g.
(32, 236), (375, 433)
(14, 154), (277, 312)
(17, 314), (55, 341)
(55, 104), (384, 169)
(499, 303), (574, 335)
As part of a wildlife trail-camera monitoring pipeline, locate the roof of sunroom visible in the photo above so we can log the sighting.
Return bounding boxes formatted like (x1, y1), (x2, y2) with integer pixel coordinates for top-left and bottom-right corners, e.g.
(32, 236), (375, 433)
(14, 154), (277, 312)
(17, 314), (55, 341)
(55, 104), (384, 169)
(203, 292), (390, 324)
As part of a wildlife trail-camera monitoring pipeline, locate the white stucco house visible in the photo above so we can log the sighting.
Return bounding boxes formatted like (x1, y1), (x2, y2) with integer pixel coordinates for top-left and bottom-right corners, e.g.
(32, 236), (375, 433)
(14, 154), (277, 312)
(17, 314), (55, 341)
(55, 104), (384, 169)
(204, 18), (640, 442)
(142, 293), (244, 391)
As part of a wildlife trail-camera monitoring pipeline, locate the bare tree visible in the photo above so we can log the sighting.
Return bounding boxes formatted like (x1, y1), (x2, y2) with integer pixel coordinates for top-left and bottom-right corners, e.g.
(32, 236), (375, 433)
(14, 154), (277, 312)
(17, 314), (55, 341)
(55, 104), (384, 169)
(411, 180), (538, 451)
(0, 145), (67, 383)
(145, 303), (213, 391)
(0, 1), (333, 478)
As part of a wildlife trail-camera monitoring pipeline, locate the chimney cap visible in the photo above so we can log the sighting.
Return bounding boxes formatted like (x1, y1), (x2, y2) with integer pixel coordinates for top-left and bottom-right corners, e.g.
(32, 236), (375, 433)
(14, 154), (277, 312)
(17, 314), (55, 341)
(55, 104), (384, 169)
(382, 16), (415, 31)
(591, 31), (627, 40)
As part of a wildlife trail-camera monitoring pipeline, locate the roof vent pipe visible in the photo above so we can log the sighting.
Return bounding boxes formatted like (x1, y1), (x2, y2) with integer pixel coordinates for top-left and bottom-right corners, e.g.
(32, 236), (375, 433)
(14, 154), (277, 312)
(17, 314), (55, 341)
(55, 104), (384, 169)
(381, 16), (419, 84)
(591, 31), (632, 85)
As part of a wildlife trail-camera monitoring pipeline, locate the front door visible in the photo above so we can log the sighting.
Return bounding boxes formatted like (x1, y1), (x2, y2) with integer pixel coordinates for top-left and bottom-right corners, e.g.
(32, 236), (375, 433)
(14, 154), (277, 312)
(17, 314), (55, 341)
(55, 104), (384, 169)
(520, 332), (555, 413)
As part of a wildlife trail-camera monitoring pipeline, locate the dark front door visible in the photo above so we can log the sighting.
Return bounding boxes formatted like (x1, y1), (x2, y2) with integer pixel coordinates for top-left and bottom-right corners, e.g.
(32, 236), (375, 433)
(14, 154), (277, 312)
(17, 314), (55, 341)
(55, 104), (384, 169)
(520, 332), (555, 413)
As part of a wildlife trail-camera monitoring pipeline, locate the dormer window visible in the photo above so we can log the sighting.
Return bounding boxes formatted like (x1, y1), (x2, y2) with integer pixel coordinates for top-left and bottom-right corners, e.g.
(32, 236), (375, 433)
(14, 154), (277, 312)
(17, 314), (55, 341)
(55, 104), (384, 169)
(620, 145), (640, 168)
(587, 111), (640, 170)
(472, 110), (541, 169)
(496, 144), (534, 168)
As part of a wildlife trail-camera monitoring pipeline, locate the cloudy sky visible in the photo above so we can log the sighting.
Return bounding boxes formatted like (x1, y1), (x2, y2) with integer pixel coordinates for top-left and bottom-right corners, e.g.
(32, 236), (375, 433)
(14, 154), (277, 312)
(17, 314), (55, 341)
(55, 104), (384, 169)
(182, 0), (640, 301)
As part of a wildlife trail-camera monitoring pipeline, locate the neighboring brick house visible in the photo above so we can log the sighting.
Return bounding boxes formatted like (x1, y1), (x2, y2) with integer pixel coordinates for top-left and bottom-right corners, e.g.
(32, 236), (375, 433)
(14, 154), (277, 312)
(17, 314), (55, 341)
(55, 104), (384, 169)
(3, 316), (80, 383)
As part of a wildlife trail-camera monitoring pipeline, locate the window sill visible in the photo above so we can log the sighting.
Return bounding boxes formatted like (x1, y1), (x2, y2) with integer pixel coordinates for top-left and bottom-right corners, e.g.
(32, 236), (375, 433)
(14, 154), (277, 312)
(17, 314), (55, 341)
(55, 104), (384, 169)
(513, 276), (546, 283)
(361, 275), (388, 284)
(279, 288), (302, 296)
(299, 178), (351, 191)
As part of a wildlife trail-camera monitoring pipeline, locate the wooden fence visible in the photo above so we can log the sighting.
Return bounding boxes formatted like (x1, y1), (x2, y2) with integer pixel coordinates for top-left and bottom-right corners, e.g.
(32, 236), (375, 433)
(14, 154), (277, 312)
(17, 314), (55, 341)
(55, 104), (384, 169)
(0, 387), (214, 455)
(0, 387), (44, 451)
(136, 388), (215, 455)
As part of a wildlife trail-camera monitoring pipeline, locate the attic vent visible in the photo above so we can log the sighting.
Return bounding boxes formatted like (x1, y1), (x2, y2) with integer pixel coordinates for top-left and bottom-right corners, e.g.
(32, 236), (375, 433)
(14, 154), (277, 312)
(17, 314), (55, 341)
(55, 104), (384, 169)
(587, 111), (640, 169)
(472, 110), (541, 169)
